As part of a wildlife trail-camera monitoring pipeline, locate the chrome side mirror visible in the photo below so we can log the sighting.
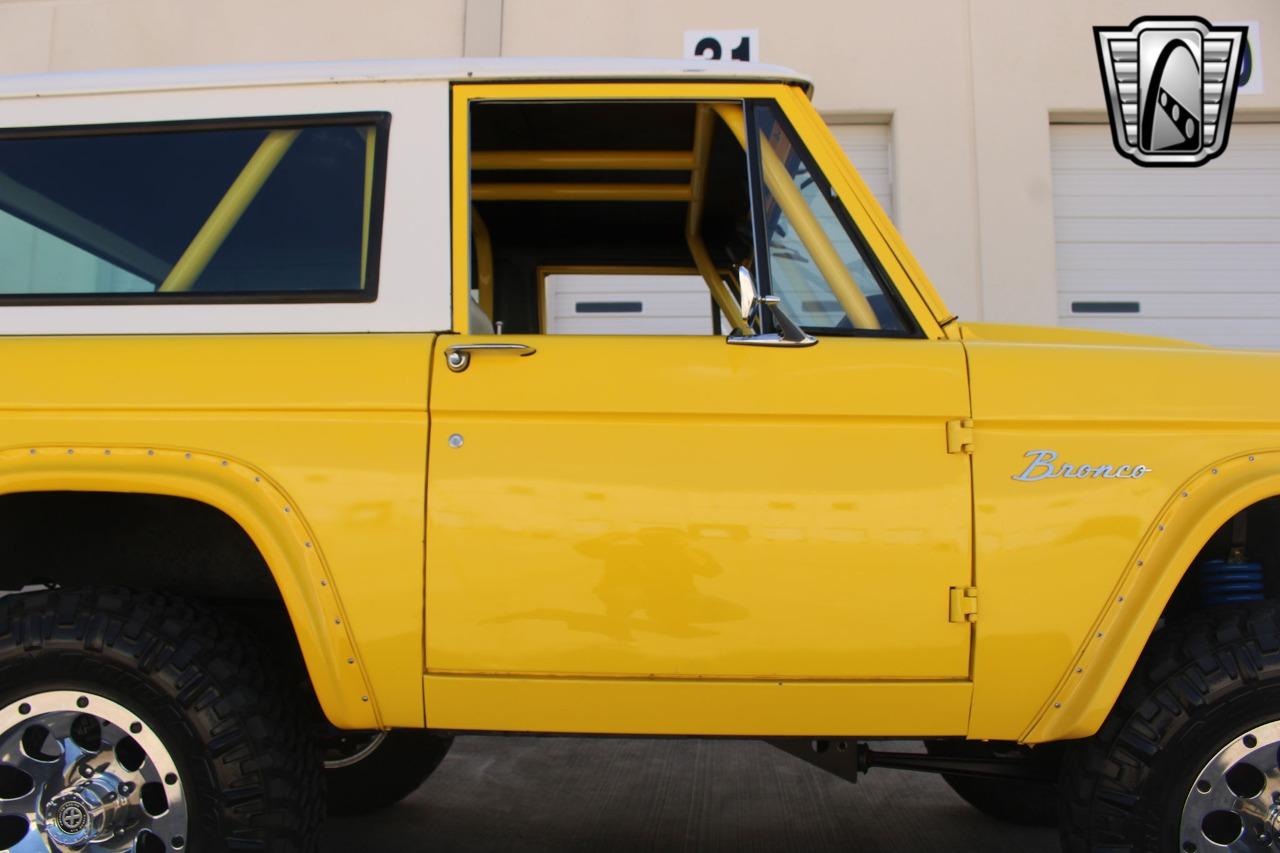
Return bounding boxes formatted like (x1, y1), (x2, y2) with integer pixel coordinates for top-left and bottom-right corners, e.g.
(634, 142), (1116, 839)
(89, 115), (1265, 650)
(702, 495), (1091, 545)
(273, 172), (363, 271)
(727, 265), (818, 348)
(736, 265), (759, 328)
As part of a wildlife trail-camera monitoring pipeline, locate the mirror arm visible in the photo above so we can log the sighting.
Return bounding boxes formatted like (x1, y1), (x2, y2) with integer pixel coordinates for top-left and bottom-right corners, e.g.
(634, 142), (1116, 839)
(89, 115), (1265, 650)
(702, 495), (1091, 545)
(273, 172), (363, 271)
(727, 265), (818, 349)
(759, 296), (815, 345)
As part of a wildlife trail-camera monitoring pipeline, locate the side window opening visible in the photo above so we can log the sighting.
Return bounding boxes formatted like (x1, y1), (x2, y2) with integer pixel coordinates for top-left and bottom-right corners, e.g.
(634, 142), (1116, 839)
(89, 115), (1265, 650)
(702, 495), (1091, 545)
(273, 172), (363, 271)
(467, 100), (752, 336)
(0, 115), (387, 301)
(465, 98), (917, 339)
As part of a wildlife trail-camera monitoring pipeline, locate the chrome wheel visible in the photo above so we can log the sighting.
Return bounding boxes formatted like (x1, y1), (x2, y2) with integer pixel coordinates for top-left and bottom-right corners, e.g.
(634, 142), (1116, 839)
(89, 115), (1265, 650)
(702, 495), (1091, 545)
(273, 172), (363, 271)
(0, 691), (187, 852)
(1182, 720), (1280, 851)
(322, 731), (387, 770)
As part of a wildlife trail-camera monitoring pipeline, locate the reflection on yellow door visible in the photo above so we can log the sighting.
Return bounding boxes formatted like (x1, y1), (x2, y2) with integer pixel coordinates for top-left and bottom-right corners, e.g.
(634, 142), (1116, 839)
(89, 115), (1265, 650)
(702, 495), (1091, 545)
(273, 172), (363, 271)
(425, 334), (973, 680)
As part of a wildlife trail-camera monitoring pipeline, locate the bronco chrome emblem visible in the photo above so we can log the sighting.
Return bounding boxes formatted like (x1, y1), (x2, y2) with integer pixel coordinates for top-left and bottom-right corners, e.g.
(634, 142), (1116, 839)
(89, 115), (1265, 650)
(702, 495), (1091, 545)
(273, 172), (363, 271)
(1013, 450), (1151, 483)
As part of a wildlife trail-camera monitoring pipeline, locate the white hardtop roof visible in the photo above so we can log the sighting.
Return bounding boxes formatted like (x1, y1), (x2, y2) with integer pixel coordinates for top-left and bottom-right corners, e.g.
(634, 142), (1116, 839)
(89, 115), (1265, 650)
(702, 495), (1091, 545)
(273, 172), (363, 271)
(0, 57), (813, 100)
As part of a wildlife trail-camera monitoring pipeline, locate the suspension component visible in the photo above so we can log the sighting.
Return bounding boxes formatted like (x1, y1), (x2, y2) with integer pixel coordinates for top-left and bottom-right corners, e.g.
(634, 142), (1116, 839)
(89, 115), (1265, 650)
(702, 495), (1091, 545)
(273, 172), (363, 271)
(1199, 513), (1264, 606)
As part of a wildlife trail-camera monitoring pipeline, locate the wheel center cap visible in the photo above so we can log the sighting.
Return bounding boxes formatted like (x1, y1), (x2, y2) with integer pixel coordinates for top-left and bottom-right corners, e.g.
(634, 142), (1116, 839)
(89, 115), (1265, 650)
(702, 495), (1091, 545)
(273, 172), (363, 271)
(46, 791), (99, 845)
(55, 798), (89, 833)
(44, 773), (129, 847)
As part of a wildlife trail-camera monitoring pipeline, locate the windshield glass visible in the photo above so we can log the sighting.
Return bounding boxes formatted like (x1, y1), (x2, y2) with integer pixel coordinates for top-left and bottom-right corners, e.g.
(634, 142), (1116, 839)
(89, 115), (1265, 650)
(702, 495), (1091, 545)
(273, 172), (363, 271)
(752, 103), (913, 335)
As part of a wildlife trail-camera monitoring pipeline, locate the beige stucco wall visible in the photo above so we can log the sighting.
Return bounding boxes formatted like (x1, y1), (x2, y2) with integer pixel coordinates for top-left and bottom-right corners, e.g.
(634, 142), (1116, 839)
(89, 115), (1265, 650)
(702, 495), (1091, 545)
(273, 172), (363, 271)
(0, 0), (1275, 325)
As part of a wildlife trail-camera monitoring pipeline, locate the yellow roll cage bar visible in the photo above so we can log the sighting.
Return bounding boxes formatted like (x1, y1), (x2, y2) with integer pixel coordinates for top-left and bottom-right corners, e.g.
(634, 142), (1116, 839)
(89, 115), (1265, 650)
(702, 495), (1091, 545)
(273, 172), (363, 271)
(467, 101), (879, 333)
(159, 124), (380, 294)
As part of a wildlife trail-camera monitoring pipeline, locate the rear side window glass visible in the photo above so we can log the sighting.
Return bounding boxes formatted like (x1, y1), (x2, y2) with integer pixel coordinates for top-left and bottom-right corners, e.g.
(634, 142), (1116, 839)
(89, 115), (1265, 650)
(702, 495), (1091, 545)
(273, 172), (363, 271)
(0, 115), (387, 301)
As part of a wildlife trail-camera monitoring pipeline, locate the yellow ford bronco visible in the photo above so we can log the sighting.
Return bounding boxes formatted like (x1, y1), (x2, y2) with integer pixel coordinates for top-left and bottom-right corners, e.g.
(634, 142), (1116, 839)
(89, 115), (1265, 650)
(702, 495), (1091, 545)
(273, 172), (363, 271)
(0, 58), (1275, 852)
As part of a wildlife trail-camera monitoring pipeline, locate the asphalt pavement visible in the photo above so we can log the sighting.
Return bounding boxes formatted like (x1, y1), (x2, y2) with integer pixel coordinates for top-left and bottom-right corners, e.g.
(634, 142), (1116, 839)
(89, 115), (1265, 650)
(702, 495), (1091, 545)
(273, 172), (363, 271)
(321, 736), (1060, 852)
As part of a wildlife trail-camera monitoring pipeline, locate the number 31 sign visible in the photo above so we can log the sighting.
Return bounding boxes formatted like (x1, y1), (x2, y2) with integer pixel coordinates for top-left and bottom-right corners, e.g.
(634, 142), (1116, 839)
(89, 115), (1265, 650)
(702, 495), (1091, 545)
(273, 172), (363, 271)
(684, 29), (759, 62)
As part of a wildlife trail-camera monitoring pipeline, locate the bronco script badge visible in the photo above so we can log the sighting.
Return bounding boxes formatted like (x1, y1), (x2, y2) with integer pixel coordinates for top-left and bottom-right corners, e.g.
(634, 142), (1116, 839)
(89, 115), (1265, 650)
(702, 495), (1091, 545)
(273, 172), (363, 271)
(1094, 17), (1248, 167)
(1013, 450), (1151, 483)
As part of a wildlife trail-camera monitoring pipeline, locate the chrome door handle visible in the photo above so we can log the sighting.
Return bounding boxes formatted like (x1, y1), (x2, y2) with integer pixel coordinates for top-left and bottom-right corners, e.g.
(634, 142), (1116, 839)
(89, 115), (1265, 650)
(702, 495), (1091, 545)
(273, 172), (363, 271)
(444, 343), (537, 372)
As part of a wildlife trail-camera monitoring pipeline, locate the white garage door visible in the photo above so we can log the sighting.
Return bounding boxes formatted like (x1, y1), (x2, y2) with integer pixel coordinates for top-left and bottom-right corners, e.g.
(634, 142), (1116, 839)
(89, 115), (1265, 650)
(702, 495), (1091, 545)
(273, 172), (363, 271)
(830, 123), (895, 222)
(544, 272), (719, 335)
(1051, 123), (1280, 349)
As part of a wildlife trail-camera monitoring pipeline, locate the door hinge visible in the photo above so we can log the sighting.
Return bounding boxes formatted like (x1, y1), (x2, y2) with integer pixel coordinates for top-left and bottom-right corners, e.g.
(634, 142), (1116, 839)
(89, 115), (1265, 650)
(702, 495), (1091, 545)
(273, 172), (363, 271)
(949, 586), (979, 623)
(946, 419), (975, 454)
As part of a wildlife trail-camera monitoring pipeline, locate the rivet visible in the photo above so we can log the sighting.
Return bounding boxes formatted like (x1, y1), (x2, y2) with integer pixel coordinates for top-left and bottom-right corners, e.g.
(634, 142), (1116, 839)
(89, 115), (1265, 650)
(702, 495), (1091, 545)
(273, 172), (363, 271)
(1076, 667), (1084, 673)
(305, 541), (312, 548)
(1158, 525), (1165, 532)
(1137, 560), (1145, 567)
(147, 449), (155, 456)
(1250, 456), (1256, 462)
(184, 452), (192, 460)
(103, 449), (111, 456)
(1097, 631), (1104, 638)
(283, 506), (291, 513)
(347, 658), (355, 665)
(1212, 468), (1219, 475)
(254, 476), (261, 482)
(448, 434), (464, 449)
(320, 579), (328, 587)
(1118, 596), (1125, 603)
(334, 618), (341, 625)
(1054, 702), (1062, 709)
(221, 460), (228, 467)
(1182, 491), (1189, 498)
(27, 449), (34, 455)
(66, 449), (74, 455)
(361, 695), (369, 702)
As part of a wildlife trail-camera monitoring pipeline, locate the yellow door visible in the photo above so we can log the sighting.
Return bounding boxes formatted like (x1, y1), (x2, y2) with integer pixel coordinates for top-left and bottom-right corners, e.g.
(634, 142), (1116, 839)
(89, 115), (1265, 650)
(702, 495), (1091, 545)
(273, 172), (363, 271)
(424, 332), (972, 679)
(426, 82), (973, 688)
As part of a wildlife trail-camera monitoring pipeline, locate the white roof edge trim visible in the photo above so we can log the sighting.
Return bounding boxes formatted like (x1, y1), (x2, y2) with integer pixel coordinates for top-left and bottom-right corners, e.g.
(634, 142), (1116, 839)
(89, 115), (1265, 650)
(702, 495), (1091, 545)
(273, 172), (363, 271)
(0, 57), (814, 101)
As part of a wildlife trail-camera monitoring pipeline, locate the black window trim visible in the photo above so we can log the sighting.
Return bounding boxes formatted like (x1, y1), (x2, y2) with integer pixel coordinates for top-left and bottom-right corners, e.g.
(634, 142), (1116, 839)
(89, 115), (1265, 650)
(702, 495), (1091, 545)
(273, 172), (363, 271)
(746, 99), (922, 340)
(0, 111), (391, 307)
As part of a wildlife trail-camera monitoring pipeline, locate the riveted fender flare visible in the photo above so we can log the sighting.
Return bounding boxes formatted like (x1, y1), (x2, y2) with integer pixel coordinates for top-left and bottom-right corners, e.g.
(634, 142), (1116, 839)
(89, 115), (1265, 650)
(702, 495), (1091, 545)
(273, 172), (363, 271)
(0, 444), (379, 730)
(1024, 448), (1280, 743)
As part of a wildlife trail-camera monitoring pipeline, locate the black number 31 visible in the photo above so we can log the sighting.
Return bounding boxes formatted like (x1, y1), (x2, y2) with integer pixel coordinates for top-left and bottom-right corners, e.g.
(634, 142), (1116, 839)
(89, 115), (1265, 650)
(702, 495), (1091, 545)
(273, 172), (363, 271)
(694, 36), (752, 61)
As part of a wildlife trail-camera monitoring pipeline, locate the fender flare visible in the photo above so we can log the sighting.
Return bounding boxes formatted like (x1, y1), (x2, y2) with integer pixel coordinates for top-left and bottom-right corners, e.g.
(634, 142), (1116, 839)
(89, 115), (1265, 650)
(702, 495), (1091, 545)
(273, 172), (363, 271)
(0, 444), (380, 730)
(1024, 447), (1280, 743)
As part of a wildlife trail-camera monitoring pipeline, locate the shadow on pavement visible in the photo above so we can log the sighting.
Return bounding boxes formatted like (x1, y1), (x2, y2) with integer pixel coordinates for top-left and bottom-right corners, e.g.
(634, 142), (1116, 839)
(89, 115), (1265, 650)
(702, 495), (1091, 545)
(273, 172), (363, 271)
(321, 736), (1059, 852)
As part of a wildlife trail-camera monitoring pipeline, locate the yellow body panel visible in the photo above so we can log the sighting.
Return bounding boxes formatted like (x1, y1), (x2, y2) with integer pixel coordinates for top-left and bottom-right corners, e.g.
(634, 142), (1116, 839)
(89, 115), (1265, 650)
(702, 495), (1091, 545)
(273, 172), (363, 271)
(424, 334), (974, 733)
(0, 334), (434, 728)
(960, 336), (1280, 740)
(424, 674), (971, 736)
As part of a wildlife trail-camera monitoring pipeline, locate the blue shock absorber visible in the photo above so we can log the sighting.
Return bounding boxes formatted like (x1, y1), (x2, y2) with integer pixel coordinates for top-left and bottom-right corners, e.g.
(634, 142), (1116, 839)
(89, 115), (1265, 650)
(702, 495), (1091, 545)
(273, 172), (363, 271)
(1198, 559), (1265, 606)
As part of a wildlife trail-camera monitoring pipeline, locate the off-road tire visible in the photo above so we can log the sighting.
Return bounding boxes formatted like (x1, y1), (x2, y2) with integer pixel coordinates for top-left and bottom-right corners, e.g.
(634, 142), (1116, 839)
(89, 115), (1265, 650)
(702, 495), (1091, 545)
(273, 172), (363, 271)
(0, 587), (325, 851)
(926, 739), (1062, 826)
(1061, 601), (1280, 851)
(325, 730), (453, 816)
